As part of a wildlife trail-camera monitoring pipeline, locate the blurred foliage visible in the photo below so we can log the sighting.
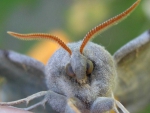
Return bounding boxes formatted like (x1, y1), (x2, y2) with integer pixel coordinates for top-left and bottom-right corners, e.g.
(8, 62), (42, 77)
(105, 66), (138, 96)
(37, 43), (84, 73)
(0, 0), (150, 112)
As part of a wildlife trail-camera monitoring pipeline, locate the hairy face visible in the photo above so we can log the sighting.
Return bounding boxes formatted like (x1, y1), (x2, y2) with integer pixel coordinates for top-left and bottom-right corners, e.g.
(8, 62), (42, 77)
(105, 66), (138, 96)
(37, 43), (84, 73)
(46, 41), (117, 105)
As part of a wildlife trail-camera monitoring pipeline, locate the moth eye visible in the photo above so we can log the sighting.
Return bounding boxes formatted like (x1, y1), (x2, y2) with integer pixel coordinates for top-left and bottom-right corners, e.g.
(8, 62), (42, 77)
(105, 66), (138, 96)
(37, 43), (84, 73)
(66, 63), (75, 77)
(87, 60), (94, 75)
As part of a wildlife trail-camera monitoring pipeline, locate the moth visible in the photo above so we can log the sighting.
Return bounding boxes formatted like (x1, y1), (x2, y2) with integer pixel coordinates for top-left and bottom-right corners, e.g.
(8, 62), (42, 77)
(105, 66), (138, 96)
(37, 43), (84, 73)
(0, 0), (149, 113)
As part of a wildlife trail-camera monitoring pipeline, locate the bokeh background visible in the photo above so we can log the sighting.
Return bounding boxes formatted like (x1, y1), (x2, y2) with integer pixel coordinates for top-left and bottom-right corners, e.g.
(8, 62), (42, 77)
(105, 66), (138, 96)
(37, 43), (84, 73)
(0, 0), (150, 113)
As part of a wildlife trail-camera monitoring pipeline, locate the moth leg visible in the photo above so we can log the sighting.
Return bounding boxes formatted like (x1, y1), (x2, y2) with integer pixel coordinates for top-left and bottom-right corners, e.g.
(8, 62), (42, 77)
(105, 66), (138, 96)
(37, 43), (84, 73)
(111, 92), (129, 113)
(0, 91), (48, 106)
(65, 98), (82, 113)
(23, 97), (48, 111)
(24, 91), (82, 112)
(91, 97), (115, 113)
(115, 100), (129, 113)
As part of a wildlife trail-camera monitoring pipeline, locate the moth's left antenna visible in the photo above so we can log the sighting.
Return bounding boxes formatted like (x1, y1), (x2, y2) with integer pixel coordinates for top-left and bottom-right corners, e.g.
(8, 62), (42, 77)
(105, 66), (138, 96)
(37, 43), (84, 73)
(7, 31), (72, 55)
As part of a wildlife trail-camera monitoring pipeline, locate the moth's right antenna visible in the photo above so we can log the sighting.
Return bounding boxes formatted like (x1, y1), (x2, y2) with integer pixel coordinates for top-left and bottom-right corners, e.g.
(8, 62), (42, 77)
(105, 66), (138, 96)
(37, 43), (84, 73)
(7, 31), (72, 55)
(80, 0), (141, 54)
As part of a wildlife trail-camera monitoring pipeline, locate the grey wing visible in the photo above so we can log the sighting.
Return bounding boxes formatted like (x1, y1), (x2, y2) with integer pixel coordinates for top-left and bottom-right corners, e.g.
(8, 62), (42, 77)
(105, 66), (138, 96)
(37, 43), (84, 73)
(113, 30), (150, 113)
(0, 50), (47, 101)
(0, 50), (57, 113)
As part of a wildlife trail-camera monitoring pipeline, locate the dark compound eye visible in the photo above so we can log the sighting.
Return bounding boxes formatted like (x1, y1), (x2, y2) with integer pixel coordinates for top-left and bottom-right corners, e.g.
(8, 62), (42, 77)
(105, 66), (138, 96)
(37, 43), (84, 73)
(66, 63), (75, 77)
(86, 60), (94, 75)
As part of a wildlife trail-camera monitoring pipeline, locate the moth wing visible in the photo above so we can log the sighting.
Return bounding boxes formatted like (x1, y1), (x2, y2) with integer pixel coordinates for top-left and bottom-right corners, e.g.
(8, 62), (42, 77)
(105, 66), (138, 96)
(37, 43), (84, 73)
(113, 30), (150, 112)
(0, 50), (47, 101)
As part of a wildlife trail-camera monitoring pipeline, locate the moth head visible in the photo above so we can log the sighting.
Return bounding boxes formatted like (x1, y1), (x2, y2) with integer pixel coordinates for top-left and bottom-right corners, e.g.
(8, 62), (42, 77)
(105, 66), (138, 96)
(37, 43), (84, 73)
(7, 0), (140, 85)
(66, 50), (94, 84)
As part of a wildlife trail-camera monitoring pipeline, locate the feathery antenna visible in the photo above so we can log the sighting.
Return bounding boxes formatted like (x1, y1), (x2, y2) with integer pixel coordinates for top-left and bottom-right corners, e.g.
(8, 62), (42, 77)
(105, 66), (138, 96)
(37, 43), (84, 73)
(80, 0), (141, 54)
(7, 31), (72, 55)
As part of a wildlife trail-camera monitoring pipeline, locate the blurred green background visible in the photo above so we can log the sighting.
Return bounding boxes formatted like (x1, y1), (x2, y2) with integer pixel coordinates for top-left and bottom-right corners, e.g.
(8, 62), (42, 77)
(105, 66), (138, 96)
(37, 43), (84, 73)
(0, 0), (149, 112)
(0, 0), (149, 54)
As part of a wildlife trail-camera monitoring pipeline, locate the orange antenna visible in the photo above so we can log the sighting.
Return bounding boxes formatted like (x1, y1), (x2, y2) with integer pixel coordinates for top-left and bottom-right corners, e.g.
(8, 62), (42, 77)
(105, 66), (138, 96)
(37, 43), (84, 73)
(7, 31), (72, 55)
(80, 0), (140, 53)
